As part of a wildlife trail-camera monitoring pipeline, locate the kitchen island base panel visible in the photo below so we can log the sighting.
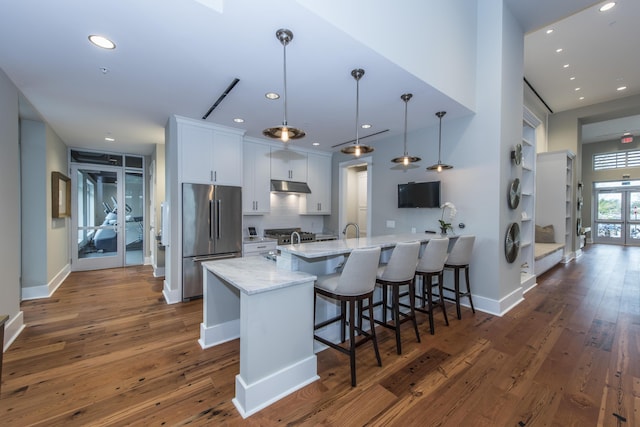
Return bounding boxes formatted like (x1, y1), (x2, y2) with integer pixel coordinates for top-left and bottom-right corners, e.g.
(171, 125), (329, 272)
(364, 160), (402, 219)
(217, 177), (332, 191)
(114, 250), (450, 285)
(232, 356), (319, 418)
(198, 319), (240, 349)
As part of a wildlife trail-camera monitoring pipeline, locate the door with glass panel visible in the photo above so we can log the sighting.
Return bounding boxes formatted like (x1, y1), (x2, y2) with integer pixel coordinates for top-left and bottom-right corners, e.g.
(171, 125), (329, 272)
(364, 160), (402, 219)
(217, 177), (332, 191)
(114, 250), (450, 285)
(71, 165), (125, 270)
(593, 184), (640, 246)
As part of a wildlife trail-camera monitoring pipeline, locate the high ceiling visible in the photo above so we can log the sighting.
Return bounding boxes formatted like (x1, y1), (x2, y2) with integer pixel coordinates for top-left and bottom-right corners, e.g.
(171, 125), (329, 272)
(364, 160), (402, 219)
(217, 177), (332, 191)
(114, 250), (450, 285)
(1, 1), (637, 156)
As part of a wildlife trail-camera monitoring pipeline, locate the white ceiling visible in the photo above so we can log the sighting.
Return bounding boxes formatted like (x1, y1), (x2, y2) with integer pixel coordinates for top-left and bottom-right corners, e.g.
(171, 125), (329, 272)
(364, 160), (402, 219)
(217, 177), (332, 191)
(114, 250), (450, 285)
(1, 1), (637, 155)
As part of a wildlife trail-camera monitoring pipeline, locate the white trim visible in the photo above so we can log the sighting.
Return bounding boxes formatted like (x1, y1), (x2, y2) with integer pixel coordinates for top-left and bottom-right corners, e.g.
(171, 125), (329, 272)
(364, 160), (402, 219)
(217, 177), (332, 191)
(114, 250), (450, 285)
(163, 280), (181, 304)
(465, 286), (524, 317)
(3, 311), (25, 351)
(21, 263), (70, 300)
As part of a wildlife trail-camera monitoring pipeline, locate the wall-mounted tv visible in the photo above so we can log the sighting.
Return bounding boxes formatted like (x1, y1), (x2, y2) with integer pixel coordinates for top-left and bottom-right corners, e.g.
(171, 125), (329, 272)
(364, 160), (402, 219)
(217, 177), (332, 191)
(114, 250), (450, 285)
(398, 181), (441, 208)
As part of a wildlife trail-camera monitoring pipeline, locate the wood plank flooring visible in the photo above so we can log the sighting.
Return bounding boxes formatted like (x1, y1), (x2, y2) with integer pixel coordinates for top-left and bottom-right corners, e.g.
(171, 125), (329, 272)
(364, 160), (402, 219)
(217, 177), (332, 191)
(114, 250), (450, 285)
(1, 244), (638, 426)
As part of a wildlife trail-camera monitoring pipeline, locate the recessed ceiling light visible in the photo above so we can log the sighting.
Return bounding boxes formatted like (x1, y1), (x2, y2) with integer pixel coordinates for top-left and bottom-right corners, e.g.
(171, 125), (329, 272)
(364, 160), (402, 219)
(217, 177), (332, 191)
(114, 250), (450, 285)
(233, 118), (244, 123)
(599, 2), (616, 12)
(617, 86), (627, 91)
(105, 137), (115, 142)
(563, 64), (570, 68)
(546, 28), (554, 34)
(312, 142), (320, 146)
(265, 92), (280, 100)
(361, 124), (372, 129)
(575, 87), (581, 91)
(570, 76), (576, 80)
(556, 48), (563, 53)
(88, 35), (116, 49)
(579, 96), (585, 100)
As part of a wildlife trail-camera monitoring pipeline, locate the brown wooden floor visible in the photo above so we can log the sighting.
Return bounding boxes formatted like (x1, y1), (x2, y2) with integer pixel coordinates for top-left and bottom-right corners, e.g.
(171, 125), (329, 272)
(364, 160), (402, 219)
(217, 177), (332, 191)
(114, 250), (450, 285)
(1, 244), (638, 426)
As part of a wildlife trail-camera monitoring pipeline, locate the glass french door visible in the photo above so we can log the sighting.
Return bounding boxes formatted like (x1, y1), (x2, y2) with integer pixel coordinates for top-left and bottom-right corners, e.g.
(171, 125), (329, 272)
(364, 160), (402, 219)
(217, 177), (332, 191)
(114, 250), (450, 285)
(71, 165), (125, 270)
(593, 185), (640, 246)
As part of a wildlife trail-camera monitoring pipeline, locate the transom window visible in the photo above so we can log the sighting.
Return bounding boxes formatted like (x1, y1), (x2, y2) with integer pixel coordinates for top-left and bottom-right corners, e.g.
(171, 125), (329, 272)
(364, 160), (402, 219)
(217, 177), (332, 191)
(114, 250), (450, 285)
(593, 150), (640, 171)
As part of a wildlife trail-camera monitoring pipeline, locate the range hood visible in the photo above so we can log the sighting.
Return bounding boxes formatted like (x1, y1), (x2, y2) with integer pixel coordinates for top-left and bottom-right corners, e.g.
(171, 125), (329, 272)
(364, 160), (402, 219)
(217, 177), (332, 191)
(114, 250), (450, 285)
(270, 180), (311, 194)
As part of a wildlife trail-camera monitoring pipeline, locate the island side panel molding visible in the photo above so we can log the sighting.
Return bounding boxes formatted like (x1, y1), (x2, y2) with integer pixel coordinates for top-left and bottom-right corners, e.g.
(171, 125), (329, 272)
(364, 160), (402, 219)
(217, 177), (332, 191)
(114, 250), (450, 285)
(199, 268), (241, 349)
(234, 281), (318, 418)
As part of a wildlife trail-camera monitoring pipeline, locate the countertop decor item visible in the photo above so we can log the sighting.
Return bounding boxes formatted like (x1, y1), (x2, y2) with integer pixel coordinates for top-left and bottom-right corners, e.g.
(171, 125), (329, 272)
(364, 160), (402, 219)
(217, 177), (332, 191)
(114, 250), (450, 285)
(262, 29), (305, 143)
(426, 111), (453, 172)
(340, 68), (374, 157)
(439, 202), (456, 234)
(391, 93), (421, 166)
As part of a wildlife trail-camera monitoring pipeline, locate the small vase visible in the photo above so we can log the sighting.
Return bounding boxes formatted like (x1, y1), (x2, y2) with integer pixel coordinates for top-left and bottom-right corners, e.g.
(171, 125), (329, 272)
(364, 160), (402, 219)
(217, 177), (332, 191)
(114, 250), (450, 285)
(440, 227), (448, 235)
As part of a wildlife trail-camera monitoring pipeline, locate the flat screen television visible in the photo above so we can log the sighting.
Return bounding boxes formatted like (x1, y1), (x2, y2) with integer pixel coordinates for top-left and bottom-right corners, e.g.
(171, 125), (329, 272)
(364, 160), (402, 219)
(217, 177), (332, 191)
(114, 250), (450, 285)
(398, 181), (441, 208)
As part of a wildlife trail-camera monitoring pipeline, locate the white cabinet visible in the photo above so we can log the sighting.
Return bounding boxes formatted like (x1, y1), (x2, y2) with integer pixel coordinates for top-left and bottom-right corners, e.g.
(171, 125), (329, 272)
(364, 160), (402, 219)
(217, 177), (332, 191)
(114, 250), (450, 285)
(243, 240), (277, 257)
(536, 150), (575, 263)
(178, 117), (244, 185)
(243, 140), (271, 214)
(270, 147), (307, 182)
(300, 152), (332, 214)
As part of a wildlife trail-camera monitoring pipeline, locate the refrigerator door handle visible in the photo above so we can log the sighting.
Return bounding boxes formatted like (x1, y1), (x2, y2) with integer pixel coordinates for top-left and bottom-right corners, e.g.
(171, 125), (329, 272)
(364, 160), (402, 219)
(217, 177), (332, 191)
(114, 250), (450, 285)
(216, 200), (221, 239)
(209, 199), (214, 240)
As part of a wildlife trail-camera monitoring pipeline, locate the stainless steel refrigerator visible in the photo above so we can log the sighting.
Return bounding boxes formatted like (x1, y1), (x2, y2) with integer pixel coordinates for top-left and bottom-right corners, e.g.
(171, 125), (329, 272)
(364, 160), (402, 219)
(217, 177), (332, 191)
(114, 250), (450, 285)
(182, 183), (242, 300)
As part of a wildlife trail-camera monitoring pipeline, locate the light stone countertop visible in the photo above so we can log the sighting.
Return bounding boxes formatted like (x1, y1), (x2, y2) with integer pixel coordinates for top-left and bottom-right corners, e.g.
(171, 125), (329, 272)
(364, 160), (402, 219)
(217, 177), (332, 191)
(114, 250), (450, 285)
(278, 233), (441, 259)
(203, 257), (316, 295)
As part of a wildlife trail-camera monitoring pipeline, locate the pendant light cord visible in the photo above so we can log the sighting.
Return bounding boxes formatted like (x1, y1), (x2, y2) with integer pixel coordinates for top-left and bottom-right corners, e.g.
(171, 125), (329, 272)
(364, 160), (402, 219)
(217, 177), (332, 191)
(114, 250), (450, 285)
(403, 99), (408, 156)
(355, 75), (360, 145)
(282, 41), (288, 127)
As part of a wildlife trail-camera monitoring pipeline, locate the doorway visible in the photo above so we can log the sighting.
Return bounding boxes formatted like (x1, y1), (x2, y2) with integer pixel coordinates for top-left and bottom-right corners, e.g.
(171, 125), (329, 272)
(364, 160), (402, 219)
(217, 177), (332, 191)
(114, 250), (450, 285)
(71, 163), (145, 270)
(339, 156), (372, 238)
(593, 180), (640, 246)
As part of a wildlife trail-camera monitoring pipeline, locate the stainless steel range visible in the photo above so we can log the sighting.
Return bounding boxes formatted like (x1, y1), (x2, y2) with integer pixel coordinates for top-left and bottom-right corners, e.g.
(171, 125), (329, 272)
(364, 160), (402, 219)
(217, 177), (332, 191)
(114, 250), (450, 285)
(264, 228), (316, 245)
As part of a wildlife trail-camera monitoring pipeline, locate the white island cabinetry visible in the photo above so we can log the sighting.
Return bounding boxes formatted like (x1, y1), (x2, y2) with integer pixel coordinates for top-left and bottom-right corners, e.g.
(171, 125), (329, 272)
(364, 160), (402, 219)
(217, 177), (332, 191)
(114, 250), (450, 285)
(300, 152), (332, 215)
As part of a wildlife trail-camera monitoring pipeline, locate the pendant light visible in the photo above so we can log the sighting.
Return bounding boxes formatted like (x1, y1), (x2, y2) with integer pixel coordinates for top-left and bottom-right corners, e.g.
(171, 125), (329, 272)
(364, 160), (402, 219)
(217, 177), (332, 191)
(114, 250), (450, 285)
(263, 29), (305, 142)
(341, 68), (374, 156)
(426, 111), (453, 172)
(391, 93), (421, 166)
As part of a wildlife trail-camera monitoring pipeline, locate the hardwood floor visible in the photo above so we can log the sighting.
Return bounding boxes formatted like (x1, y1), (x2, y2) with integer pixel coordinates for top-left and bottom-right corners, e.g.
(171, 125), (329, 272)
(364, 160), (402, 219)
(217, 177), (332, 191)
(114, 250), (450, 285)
(1, 244), (638, 426)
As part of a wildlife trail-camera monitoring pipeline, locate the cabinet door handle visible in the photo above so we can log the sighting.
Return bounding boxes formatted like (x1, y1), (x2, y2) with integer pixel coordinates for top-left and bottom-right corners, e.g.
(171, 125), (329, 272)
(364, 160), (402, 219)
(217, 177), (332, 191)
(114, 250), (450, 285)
(210, 170), (213, 181)
(214, 171), (217, 182)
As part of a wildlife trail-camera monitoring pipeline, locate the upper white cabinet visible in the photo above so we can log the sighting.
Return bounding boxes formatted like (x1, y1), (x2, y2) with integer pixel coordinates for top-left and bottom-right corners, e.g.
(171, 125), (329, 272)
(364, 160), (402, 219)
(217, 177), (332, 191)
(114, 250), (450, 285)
(177, 116), (244, 185)
(243, 139), (271, 215)
(300, 152), (332, 214)
(270, 147), (307, 182)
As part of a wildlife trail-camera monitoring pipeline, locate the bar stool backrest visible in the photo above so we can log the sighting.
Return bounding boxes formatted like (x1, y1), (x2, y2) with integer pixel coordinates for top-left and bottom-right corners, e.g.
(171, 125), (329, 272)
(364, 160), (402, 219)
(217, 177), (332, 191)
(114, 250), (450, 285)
(337, 246), (382, 296)
(417, 237), (449, 273)
(379, 241), (420, 282)
(446, 235), (475, 266)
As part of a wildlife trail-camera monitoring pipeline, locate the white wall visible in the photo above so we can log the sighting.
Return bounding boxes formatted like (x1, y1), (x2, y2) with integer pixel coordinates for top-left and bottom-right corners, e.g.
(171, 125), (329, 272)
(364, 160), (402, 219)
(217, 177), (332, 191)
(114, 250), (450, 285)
(0, 68), (24, 349)
(297, 0), (478, 111)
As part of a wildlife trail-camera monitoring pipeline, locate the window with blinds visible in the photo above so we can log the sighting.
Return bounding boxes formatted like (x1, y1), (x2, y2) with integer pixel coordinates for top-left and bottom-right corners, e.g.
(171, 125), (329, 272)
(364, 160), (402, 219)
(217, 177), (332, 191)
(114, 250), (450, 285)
(593, 150), (640, 170)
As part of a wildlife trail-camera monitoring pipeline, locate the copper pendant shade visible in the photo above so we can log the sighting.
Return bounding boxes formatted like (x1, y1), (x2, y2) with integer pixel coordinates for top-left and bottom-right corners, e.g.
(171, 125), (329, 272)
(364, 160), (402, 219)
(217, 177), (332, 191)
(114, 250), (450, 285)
(263, 29), (305, 142)
(391, 93), (421, 166)
(426, 111), (453, 172)
(341, 68), (374, 156)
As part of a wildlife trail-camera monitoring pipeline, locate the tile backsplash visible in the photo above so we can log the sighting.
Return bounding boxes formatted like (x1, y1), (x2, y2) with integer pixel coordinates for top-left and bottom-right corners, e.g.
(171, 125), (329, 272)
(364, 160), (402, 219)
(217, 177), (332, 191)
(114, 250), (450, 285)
(243, 193), (328, 237)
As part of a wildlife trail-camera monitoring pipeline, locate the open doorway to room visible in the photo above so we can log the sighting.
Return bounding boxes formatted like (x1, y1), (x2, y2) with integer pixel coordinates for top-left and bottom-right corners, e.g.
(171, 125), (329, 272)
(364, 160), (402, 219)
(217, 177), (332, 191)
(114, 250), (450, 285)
(593, 180), (640, 246)
(338, 156), (372, 238)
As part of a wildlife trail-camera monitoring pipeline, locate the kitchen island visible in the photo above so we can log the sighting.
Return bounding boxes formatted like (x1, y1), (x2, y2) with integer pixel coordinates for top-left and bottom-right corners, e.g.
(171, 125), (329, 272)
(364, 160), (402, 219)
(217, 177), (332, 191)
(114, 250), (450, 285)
(199, 233), (450, 417)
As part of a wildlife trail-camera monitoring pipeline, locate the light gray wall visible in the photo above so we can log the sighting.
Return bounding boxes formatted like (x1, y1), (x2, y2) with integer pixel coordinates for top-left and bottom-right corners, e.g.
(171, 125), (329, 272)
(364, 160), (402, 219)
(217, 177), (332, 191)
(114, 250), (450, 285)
(330, 1), (526, 312)
(20, 119), (69, 290)
(0, 67), (23, 349)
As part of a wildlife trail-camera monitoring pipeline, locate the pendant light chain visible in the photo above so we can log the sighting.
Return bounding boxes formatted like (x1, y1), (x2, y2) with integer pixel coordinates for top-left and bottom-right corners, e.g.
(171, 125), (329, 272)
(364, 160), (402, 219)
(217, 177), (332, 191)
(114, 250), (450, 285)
(282, 38), (288, 127)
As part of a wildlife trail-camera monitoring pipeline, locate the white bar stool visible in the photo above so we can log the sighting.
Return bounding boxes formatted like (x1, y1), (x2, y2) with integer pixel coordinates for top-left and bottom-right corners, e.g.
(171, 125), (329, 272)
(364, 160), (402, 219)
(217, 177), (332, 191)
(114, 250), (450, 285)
(414, 237), (450, 334)
(443, 235), (476, 319)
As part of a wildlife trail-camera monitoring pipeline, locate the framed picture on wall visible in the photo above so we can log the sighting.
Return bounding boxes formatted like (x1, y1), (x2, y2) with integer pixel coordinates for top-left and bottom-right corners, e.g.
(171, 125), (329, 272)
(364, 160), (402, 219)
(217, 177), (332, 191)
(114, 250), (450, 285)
(52, 171), (71, 218)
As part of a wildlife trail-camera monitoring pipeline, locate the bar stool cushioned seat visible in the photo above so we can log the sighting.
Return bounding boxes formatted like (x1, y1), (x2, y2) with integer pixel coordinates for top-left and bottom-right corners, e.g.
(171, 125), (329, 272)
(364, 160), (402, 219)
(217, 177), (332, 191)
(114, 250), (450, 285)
(374, 241), (421, 355)
(414, 237), (450, 334)
(313, 246), (382, 387)
(443, 235), (476, 319)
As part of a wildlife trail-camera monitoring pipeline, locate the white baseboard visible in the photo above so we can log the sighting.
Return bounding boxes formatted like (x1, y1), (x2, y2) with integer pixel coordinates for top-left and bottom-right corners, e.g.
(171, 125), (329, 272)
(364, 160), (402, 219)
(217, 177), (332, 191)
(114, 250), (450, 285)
(163, 280), (181, 304)
(470, 286), (524, 317)
(21, 263), (71, 301)
(3, 311), (25, 351)
(153, 265), (165, 277)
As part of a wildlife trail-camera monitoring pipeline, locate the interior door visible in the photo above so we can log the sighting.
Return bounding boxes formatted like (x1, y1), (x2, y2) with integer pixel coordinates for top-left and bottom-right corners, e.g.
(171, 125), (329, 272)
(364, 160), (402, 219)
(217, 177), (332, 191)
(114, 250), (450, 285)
(71, 165), (124, 270)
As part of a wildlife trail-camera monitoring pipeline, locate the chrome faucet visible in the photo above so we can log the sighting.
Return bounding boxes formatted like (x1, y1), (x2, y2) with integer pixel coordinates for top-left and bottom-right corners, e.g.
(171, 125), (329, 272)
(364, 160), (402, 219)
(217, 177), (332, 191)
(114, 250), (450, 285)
(343, 222), (360, 239)
(290, 231), (301, 244)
